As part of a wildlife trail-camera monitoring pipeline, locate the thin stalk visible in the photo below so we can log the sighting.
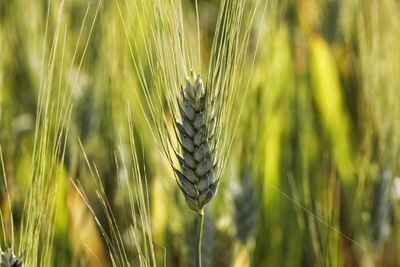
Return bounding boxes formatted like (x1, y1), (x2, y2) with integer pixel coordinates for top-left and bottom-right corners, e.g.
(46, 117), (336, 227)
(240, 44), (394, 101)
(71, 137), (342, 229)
(196, 210), (204, 267)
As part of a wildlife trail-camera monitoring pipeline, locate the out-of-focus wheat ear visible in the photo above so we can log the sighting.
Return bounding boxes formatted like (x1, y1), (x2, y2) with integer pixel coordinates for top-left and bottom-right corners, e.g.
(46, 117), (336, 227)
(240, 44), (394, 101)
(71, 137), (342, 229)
(371, 170), (392, 250)
(1, 248), (24, 267)
(172, 73), (220, 214)
(231, 170), (258, 244)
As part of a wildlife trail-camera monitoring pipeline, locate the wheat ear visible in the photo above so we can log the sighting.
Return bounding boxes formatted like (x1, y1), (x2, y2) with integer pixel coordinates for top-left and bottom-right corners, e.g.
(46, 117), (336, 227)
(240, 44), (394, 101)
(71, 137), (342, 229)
(174, 74), (219, 214)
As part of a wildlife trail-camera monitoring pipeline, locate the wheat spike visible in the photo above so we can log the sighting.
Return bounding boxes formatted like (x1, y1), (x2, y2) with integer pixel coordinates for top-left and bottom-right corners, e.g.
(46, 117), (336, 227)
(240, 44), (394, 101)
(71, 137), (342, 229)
(174, 73), (219, 214)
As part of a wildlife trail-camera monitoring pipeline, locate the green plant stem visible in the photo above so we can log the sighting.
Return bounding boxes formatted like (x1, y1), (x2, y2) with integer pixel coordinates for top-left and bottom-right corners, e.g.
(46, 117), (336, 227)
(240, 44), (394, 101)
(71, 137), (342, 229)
(196, 210), (204, 267)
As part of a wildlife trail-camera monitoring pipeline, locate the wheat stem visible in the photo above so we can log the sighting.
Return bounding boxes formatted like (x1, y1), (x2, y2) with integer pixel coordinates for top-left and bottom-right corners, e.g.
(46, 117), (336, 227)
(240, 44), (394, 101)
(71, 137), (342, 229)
(196, 210), (204, 267)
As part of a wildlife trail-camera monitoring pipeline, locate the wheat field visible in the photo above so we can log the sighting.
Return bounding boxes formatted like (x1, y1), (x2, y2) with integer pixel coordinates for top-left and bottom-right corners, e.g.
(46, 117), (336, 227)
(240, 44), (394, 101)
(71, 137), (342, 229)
(1, 0), (400, 266)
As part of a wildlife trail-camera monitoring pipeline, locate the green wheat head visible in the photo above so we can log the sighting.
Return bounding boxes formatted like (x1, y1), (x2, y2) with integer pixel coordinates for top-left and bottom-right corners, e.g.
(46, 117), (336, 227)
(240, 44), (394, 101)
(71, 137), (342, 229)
(125, 0), (263, 214)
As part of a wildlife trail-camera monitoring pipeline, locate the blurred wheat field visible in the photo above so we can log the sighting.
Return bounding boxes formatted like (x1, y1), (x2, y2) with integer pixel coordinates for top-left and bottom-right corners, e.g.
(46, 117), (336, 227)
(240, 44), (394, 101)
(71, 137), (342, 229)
(1, 0), (400, 266)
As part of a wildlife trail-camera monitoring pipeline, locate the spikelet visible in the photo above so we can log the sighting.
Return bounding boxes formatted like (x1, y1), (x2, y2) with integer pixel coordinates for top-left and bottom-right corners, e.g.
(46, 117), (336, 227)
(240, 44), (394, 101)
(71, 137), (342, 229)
(173, 73), (219, 214)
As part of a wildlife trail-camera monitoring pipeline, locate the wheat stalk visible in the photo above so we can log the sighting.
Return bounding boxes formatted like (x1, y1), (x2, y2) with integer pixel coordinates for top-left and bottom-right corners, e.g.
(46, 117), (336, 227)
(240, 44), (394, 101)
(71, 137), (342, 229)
(189, 209), (215, 267)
